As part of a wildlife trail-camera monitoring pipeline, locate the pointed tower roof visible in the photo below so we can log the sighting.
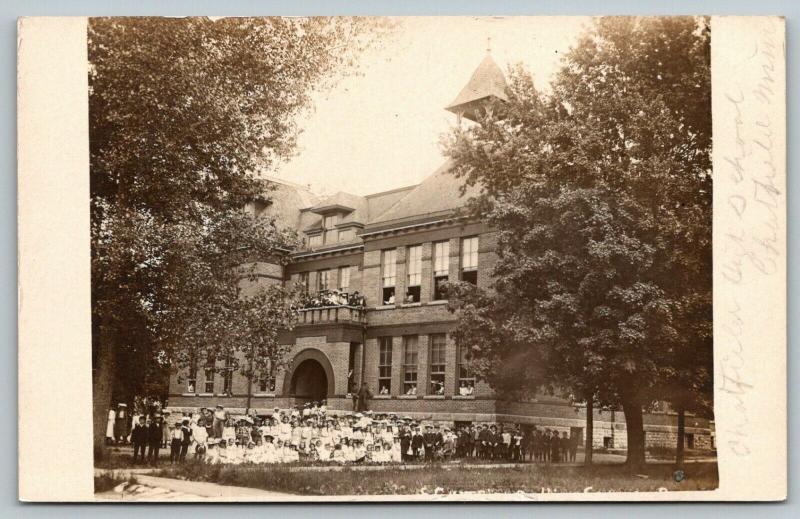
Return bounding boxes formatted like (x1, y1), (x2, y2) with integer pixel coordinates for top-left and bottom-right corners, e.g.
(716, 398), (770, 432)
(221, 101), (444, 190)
(445, 53), (509, 122)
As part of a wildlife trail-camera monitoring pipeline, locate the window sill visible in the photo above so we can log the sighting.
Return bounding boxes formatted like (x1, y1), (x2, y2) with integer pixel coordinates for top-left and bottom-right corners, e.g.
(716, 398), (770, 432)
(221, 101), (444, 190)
(181, 393), (197, 397)
(373, 304), (397, 310)
(452, 395), (476, 400)
(253, 393), (276, 398)
(427, 300), (448, 306)
(398, 395), (418, 399)
(423, 395), (445, 400)
(198, 393), (214, 397)
(373, 395), (391, 399)
(400, 302), (422, 308)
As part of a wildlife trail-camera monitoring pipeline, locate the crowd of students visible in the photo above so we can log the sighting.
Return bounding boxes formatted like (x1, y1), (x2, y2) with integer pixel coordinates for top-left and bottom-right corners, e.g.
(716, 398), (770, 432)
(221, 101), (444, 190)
(118, 401), (582, 466)
(297, 289), (366, 309)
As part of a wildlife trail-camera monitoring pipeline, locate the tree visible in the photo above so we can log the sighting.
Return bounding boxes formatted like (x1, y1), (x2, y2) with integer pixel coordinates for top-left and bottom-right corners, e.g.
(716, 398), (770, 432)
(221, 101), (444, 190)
(90, 17), (387, 452)
(444, 17), (711, 470)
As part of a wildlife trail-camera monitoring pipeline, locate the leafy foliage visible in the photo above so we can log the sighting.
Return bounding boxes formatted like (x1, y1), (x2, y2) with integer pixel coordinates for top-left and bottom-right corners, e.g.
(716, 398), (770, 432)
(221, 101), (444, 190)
(90, 17), (388, 407)
(444, 17), (712, 467)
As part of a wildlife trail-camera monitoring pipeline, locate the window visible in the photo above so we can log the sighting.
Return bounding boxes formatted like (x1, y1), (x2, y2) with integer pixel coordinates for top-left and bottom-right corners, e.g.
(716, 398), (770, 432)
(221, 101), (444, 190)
(323, 214), (341, 244)
(686, 433), (695, 449)
(429, 334), (446, 395)
(460, 236), (479, 284)
(187, 355), (197, 393)
(457, 343), (476, 395)
(258, 361), (276, 393)
(378, 337), (393, 394)
(308, 234), (322, 248)
(298, 272), (309, 294)
(338, 228), (355, 242)
(317, 269), (330, 292)
(381, 249), (397, 304)
(405, 245), (422, 303)
(203, 356), (215, 393)
(222, 355), (234, 395)
(338, 266), (350, 292)
(433, 241), (450, 300)
(402, 336), (418, 395)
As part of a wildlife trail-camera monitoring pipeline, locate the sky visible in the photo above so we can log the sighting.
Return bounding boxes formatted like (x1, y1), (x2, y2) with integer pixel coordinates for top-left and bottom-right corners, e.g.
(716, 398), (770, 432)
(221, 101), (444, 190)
(269, 16), (592, 196)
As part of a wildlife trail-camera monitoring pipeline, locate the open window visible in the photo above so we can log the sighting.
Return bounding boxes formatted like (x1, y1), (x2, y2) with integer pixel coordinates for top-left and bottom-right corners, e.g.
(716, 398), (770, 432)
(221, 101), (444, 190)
(433, 241), (450, 300)
(381, 248), (397, 304)
(460, 236), (478, 285)
(405, 245), (422, 303)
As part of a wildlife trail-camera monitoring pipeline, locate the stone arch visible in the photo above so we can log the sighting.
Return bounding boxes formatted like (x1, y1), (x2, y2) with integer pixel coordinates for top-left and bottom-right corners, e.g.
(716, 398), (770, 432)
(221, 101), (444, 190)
(282, 348), (336, 399)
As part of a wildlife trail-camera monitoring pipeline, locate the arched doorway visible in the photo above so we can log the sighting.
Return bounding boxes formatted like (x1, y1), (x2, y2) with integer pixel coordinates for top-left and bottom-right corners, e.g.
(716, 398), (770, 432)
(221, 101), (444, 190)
(290, 359), (328, 403)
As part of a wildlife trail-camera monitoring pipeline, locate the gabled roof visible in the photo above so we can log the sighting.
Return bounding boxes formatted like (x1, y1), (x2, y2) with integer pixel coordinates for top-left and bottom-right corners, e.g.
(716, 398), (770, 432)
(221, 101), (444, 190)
(368, 161), (480, 225)
(445, 53), (509, 114)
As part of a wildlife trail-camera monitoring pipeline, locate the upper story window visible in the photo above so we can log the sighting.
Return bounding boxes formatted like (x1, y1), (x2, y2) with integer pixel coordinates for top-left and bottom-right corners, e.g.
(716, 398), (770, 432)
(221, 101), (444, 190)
(460, 236), (479, 285)
(433, 241), (450, 300)
(405, 245), (422, 303)
(323, 214), (341, 244)
(308, 234), (323, 248)
(317, 269), (331, 292)
(381, 248), (397, 304)
(338, 266), (350, 292)
(298, 272), (309, 294)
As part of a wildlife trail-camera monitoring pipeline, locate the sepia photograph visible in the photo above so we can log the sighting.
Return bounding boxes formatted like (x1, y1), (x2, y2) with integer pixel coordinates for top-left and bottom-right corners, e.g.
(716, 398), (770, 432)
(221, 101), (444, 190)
(83, 15), (723, 500)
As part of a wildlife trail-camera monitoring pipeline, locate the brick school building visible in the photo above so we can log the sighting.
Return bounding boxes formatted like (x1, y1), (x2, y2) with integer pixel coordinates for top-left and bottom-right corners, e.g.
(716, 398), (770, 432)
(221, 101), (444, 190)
(165, 53), (715, 452)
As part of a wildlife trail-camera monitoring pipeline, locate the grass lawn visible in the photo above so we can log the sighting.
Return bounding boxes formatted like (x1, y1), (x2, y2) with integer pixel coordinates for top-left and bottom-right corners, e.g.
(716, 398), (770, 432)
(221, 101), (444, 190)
(154, 460), (718, 495)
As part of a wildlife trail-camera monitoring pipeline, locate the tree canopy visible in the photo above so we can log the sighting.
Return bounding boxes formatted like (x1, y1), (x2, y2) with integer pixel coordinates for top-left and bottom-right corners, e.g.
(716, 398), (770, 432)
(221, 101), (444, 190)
(444, 17), (712, 469)
(90, 17), (388, 447)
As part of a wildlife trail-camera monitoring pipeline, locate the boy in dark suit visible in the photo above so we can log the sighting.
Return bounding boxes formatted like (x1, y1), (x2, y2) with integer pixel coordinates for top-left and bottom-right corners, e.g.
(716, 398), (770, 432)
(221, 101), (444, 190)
(147, 415), (163, 465)
(131, 416), (148, 464)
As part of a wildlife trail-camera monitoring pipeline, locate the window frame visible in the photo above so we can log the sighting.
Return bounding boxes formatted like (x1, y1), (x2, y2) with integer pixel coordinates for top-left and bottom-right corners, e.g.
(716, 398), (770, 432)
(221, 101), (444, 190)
(317, 269), (331, 292)
(404, 244), (422, 303)
(402, 336), (419, 395)
(298, 272), (309, 294)
(457, 342), (476, 395)
(187, 354), (197, 393)
(258, 360), (276, 393)
(460, 236), (479, 284)
(222, 355), (234, 395)
(203, 355), (215, 394)
(378, 337), (393, 395)
(381, 248), (397, 303)
(338, 265), (351, 292)
(429, 334), (447, 395)
(433, 241), (450, 300)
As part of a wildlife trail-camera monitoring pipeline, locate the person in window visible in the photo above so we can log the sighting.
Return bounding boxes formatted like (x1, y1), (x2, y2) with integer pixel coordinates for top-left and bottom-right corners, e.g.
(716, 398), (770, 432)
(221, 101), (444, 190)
(405, 384), (417, 396)
(435, 382), (445, 395)
(379, 385), (389, 395)
(386, 293), (395, 305)
(405, 292), (414, 304)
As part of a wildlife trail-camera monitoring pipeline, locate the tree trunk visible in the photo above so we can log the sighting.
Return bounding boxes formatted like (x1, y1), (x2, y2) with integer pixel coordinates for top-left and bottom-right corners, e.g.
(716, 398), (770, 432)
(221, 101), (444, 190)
(676, 407), (685, 468)
(93, 321), (116, 457)
(584, 393), (594, 466)
(621, 399), (646, 471)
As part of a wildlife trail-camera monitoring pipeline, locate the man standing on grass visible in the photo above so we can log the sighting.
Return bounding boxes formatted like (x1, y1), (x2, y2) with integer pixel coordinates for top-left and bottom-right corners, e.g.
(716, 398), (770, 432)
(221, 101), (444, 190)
(147, 414), (163, 465)
(131, 416), (147, 464)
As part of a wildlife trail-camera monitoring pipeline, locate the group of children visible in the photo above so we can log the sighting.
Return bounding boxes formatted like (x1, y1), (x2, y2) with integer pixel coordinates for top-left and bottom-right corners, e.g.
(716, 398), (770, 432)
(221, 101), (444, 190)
(148, 401), (583, 466)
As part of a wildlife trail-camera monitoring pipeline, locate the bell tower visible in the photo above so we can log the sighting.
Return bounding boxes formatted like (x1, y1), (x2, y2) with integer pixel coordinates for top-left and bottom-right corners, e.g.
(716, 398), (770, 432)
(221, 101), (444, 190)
(445, 42), (509, 123)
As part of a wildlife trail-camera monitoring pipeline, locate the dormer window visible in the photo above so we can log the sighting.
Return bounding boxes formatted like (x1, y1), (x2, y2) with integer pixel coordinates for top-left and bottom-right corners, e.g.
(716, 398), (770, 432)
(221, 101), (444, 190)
(308, 234), (322, 248)
(323, 214), (341, 244)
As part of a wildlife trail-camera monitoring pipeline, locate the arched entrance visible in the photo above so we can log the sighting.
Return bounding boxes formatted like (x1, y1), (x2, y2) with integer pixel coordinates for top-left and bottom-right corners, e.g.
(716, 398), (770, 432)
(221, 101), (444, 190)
(290, 359), (328, 403)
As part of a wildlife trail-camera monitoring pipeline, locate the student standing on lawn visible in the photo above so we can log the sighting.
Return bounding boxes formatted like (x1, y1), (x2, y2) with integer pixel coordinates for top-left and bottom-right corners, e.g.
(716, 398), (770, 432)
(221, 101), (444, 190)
(147, 414), (163, 465)
(131, 416), (148, 464)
